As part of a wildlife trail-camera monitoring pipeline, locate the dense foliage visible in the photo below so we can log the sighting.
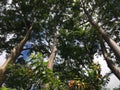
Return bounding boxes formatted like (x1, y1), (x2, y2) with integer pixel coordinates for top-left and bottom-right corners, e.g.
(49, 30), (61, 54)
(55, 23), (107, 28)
(0, 0), (119, 90)
(5, 53), (67, 90)
(4, 53), (108, 90)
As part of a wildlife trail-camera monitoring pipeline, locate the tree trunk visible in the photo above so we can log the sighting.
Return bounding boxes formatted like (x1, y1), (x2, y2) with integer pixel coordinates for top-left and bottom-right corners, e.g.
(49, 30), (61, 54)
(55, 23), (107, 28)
(43, 31), (57, 90)
(0, 24), (33, 86)
(47, 31), (57, 70)
(83, 7), (120, 62)
(99, 35), (120, 80)
(42, 11), (60, 90)
(82, 6), (120, 80)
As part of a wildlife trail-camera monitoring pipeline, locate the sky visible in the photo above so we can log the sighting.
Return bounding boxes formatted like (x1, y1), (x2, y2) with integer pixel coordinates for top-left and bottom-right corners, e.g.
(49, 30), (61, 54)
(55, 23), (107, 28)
(7, 0), (12, 4)
(93, 53), (120, 89)
(0, 51), (7, 66)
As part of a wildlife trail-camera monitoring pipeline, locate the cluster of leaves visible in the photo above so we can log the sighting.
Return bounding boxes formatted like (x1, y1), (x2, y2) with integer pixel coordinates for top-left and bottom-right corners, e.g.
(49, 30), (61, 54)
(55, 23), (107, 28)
(54, 60), (109, 90)
(29, 53), (67, 90)
(58, 26), (98, 60)
(0, 0), (52, 54)
(4, 53), (109, 90)
(0, 86), (13, 90)
(5, 63), (33, 89)
(4, 53), (67, 90)
(55, 27), (109, 89)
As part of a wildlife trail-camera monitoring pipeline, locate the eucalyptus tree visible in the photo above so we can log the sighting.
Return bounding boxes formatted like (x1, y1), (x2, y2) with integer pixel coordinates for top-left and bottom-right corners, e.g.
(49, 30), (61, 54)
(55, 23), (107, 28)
(63, 0), (120, 80)
(0, 0), (119, 89)
(81, 0), (120, 80)
(0, 0), (74, 87)
(54, 0), (120, 85)
(0, 0), (52, 85)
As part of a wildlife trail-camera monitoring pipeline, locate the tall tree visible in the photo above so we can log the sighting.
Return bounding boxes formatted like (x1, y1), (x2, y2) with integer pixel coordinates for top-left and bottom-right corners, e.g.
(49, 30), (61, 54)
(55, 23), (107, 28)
(0, 24), (33, 85)
(0, 0), (51, 86)
(80, 0), (120, 80)
(0, 0), (119, 89)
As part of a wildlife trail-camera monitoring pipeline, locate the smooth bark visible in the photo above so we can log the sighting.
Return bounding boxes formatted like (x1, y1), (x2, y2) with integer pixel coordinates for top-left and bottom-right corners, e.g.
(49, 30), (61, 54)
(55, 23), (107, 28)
(47, 31), (57, 70)
(0, 24), (33, 86)
(82, 6), (120, 80)
(99, 35), (120, 80)
(43, 31), (57, 90)
(83, 7), (120, 62)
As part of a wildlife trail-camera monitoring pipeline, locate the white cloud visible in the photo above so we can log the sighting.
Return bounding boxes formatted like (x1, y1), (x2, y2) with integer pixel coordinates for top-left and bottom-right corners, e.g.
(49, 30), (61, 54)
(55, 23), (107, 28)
(7, 0), (12, 4)
(0, 51), (6, 66)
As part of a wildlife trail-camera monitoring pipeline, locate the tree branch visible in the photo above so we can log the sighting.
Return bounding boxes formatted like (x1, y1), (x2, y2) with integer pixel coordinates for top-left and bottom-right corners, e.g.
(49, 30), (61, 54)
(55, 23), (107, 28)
(82, 4), (120, 62)
(99, 35), (120, 80)
(0, 23), (34, 86)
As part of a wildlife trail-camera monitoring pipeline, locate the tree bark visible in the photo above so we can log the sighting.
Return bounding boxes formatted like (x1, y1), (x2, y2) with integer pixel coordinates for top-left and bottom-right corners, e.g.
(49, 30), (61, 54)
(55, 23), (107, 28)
(47, 31), (57, 70)
(0, 24), (33, 86)
(42, 31), (57, 90)
(82, 6), (120, 80)
(83, 7), (120, 62)
(99, 35), (120, 80)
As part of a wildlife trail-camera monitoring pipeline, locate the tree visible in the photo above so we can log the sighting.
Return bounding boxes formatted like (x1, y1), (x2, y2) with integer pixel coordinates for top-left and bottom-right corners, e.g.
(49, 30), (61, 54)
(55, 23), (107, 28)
(59, 0), (120, 80)
(79, 0), (120, 79)
(0, 0), (52, 85)
(3, 52), (108, 90)
(0, 0), (119, 89)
